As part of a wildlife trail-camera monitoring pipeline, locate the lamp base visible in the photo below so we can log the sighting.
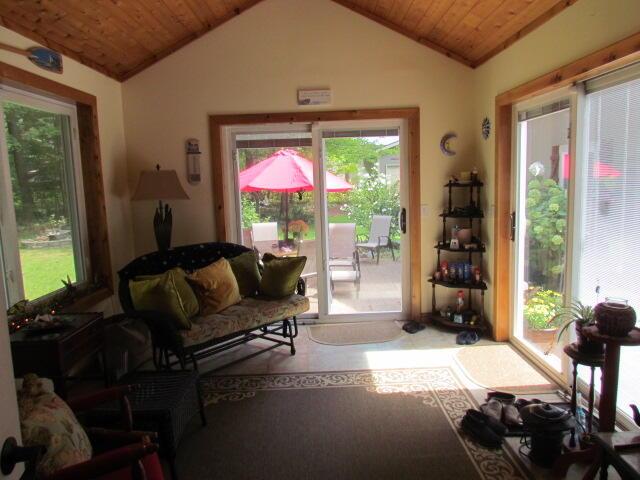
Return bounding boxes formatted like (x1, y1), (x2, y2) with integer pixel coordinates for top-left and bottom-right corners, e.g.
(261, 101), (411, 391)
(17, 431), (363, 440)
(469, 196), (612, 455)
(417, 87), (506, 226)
(154, 201), (172, 251)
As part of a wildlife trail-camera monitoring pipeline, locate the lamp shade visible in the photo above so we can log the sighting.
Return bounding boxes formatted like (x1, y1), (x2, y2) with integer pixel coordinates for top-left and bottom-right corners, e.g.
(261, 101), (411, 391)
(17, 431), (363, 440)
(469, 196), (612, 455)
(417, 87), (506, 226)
(132, 169), (190, 201)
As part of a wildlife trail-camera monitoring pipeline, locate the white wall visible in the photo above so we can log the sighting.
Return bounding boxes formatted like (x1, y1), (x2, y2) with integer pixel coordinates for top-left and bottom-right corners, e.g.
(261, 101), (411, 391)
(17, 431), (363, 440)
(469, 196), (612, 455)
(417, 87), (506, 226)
(122, 0), (477, 312)
(473, 0), (640, 328)
(0, 27), (134, 315)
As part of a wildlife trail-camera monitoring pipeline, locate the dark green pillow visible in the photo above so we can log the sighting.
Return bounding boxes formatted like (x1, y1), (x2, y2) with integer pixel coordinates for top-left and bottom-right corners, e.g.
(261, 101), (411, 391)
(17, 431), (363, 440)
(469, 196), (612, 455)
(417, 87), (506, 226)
(129, 274), (191, 329)
(137, 268), (199, 318)
(259, 253), (306, 298)
(227, 251), (261, 297)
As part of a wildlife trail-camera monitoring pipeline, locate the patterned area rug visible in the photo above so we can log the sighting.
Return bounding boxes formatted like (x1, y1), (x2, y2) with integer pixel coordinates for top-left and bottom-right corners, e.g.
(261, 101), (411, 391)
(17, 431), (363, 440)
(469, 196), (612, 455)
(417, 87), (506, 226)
(183, 368), (529, 479)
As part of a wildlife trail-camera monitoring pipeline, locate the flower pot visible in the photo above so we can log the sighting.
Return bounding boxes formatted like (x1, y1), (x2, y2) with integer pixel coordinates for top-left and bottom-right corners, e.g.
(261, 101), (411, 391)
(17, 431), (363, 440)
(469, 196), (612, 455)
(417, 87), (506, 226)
(575, 323), (604, 355)
(595, 300), (636, 338)
(524, 326), (557, 346)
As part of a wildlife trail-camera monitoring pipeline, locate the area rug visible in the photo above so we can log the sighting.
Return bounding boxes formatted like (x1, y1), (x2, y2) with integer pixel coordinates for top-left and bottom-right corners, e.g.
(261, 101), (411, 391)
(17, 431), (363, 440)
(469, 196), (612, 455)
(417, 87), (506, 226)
(455, 344), (556, 394)
(308, 321), (402, 345)
(181, 368), (529, 479)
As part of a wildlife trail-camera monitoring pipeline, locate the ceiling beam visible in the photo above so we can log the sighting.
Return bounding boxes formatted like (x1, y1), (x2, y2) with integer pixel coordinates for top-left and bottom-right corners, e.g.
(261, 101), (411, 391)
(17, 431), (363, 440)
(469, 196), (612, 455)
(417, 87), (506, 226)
(330, 0), (475, 68)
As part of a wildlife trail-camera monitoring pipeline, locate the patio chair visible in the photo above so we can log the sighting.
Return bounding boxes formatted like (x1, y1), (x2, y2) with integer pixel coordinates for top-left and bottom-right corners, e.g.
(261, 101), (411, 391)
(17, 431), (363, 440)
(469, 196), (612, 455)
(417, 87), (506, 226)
(328, 223), (360, 292)
(251, 222), (278, 254)
(356, 215), (395, 264)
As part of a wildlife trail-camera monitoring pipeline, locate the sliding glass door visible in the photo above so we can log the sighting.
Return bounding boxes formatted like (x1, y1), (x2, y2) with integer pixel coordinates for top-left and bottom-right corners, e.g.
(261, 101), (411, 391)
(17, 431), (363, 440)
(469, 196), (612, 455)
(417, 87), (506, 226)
(225, 120), (409, 322)
(512, 94), (575, 374)
(574, 71), (640, 418)
(314, 122), (409, 320)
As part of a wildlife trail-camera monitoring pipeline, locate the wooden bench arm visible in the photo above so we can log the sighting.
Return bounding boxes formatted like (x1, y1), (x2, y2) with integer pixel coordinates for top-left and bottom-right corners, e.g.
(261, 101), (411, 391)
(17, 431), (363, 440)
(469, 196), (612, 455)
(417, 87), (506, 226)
(44, 441), (158, 480)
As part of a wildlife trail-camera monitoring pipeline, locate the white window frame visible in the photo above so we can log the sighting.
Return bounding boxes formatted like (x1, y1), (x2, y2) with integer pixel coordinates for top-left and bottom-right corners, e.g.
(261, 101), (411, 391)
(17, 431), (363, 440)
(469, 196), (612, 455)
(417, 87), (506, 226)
(0, 85), (90, 306)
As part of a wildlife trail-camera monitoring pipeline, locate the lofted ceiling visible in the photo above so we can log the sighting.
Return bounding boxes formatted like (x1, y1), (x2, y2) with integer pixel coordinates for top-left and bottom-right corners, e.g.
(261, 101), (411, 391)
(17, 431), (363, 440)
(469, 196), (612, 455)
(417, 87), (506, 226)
(0, 0), (578, 81)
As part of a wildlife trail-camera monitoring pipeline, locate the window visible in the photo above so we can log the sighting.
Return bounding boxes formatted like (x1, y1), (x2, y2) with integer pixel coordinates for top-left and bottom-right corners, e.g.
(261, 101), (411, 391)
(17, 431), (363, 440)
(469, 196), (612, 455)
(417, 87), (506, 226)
(0, 86), (88, 306)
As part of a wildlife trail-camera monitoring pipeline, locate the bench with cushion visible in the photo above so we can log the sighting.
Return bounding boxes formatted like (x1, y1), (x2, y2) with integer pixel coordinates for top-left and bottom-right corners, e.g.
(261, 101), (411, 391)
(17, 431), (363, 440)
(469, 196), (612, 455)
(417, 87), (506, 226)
(118, 242), (309, 371)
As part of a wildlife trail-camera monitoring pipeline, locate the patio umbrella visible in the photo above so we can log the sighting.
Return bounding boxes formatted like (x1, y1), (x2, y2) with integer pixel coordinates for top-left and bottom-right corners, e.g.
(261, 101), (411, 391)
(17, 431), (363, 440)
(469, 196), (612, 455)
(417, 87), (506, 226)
(239, 148), (352, 240)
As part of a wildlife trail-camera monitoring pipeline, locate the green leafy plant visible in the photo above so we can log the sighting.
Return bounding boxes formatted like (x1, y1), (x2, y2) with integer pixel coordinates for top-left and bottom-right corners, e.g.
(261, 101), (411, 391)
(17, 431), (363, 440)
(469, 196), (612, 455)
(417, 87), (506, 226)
(543, 300), (595, 353)
(240, 195), (260, 229)
(524, 289), (564, 330)
(525, 174), (568, 289)
(340, 167), (400, 241)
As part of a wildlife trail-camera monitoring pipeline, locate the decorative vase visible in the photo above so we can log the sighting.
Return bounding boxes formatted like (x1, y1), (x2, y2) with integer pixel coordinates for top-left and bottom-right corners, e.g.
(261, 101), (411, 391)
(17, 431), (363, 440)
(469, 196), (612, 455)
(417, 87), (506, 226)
(575, 323), (604, 355)
(594, 298), (636, 338)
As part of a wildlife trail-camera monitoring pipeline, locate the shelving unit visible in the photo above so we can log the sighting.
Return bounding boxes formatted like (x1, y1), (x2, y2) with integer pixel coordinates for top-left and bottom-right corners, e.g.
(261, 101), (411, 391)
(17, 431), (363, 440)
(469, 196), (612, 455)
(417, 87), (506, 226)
(427, 179), (488, 332)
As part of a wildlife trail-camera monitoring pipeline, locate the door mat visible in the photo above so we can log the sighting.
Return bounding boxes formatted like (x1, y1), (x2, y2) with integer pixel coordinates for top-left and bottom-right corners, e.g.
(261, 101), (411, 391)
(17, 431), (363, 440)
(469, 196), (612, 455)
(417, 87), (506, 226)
(308, 321), (402, 346)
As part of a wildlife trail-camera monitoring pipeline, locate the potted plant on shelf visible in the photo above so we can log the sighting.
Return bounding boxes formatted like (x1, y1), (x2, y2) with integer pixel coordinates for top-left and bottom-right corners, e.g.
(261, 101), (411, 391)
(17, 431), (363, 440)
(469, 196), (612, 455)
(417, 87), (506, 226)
(546, 300), (603, 355)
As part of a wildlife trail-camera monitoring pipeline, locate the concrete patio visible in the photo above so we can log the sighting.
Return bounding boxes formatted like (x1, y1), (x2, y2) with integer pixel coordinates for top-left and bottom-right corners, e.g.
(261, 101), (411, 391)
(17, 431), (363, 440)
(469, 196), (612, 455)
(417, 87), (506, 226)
(272, 239), (403, 316)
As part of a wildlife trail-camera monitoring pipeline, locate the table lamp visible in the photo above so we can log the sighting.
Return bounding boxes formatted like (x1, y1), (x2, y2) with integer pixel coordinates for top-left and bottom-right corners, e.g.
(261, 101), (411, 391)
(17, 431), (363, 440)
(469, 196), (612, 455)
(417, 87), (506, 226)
(132, 165), (189, 251)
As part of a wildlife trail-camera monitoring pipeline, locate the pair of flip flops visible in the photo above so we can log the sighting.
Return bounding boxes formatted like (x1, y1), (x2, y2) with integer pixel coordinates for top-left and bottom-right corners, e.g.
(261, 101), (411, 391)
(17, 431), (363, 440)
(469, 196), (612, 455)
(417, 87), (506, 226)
(456, 330), (480, 345)
(402, 321), (426, 334)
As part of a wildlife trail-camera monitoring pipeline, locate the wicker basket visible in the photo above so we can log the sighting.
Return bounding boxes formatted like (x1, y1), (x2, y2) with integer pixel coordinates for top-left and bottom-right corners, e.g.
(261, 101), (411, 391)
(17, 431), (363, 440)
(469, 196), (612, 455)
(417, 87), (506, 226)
(595, 300), (636, 338)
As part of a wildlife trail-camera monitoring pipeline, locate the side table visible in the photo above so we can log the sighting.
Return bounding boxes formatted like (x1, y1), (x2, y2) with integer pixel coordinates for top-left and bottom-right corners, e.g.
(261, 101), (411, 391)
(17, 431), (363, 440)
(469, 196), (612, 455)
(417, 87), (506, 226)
(582, 326), (640, 432)
(88, 370), (207, 480)
(563, 342), (604, 435)
(10, 312), (107, 398)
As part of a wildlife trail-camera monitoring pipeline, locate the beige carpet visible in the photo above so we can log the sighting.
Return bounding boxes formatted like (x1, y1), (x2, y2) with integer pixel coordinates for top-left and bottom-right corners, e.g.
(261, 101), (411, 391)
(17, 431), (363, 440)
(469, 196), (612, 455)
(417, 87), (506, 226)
(455, 344), (556, 394)
(308, 321), (402, 345)
(191, 368), (528, 479)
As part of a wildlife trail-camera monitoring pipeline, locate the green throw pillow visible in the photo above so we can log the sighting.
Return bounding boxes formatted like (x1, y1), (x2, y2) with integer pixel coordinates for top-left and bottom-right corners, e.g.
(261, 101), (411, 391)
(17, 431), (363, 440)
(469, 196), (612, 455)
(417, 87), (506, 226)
(259, 253), (306, 298)
(129, 274), (192, 329)
(137, 268), (199, 319)
(227, 251), (261, 297)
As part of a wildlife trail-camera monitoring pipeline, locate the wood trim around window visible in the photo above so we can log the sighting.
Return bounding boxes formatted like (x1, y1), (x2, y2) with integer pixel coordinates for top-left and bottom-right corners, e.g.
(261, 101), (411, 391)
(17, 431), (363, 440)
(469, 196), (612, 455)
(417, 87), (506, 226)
(209, 108), (422, 321)
(493, 31), (640, 341)
(0, 61), (113, 303)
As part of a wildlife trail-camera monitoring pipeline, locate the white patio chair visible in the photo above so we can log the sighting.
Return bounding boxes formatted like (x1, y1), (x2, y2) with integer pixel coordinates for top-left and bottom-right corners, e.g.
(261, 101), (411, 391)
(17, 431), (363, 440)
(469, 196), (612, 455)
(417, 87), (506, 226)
(356, 215), (395, 264)
(251, 222), (278, 254)
(328, 223), (360, 292)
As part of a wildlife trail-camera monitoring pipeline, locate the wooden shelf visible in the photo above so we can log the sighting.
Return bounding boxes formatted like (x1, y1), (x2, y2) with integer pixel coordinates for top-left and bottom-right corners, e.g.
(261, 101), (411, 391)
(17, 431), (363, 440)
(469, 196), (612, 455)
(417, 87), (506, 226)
(444, 180), (484, 188)
(428, 278), (487, 290)
(440, 211), (484, 219)
(427, 312), (486, 331)
(435, 242), (485, 253)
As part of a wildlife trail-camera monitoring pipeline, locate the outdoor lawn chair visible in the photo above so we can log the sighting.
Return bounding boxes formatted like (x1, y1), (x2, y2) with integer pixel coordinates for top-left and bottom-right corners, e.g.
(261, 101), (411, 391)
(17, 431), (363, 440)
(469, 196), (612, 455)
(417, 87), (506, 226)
(328, 223), (360, 292)
(251, 222), (278, 254)
(356, 215), (395, 264)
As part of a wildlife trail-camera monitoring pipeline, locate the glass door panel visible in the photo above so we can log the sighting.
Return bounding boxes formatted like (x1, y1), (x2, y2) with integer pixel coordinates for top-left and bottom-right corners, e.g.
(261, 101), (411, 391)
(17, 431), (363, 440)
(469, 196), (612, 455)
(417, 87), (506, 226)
(513, 101), (571, 372)
(233, 129), (318, 316)
(316, 124), (408, 320)
(576, 76), (640, 419)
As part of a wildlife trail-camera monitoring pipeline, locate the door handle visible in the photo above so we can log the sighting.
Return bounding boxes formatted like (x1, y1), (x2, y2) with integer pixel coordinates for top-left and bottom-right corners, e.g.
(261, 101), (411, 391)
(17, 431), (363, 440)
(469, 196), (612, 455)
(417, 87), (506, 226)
(1, 436), (45, 479)
(510, 211), (516, 242)
(400, 208), (407, 234)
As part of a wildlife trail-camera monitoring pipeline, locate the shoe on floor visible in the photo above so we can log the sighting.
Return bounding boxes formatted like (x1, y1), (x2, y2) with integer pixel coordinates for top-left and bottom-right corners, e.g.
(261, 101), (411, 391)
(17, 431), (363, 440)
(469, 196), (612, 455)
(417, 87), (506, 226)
(502, 404), (523, 427)
(461, 410), (503, 449)
(463, 409), (507, 436)
(465, 331), (480, 344)
(402, 321), (426, 334)
(486, 391), (516, 404)
(456, 331), (468, 345)
(480, 398), (503, 423)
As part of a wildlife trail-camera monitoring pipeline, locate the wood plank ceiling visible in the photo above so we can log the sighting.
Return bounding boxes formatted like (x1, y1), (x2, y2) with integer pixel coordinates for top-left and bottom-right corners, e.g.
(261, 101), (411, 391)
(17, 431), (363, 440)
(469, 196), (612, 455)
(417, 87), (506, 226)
(0, 0), (578, 82)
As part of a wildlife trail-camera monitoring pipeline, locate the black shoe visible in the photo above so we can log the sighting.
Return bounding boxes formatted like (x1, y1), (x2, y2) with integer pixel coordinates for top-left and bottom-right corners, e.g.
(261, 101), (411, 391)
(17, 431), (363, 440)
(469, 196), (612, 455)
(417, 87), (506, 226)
(464, 409), (507, 436)
(466, 331), (480, 344)
(461, 411), (503, 449)
(402, 321), (426, 334)
(456, 331), (468, 345)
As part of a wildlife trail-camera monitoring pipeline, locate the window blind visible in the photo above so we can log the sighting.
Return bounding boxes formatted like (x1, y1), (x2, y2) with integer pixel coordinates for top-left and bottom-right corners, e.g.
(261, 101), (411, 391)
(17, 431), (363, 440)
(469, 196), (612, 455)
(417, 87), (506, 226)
(578, 75), (640, 310)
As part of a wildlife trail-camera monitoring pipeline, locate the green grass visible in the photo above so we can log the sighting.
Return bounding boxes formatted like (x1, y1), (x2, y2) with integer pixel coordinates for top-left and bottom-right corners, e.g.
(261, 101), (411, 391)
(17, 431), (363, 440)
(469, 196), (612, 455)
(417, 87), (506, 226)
(19, 247), (76, 300)
(281, 215), (368, 241)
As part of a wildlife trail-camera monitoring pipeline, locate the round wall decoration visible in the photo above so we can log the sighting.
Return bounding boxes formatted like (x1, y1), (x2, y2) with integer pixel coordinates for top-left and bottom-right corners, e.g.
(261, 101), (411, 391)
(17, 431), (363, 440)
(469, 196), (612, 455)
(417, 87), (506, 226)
(482, 117), (491, 140)
(440, 132), (457, 156)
